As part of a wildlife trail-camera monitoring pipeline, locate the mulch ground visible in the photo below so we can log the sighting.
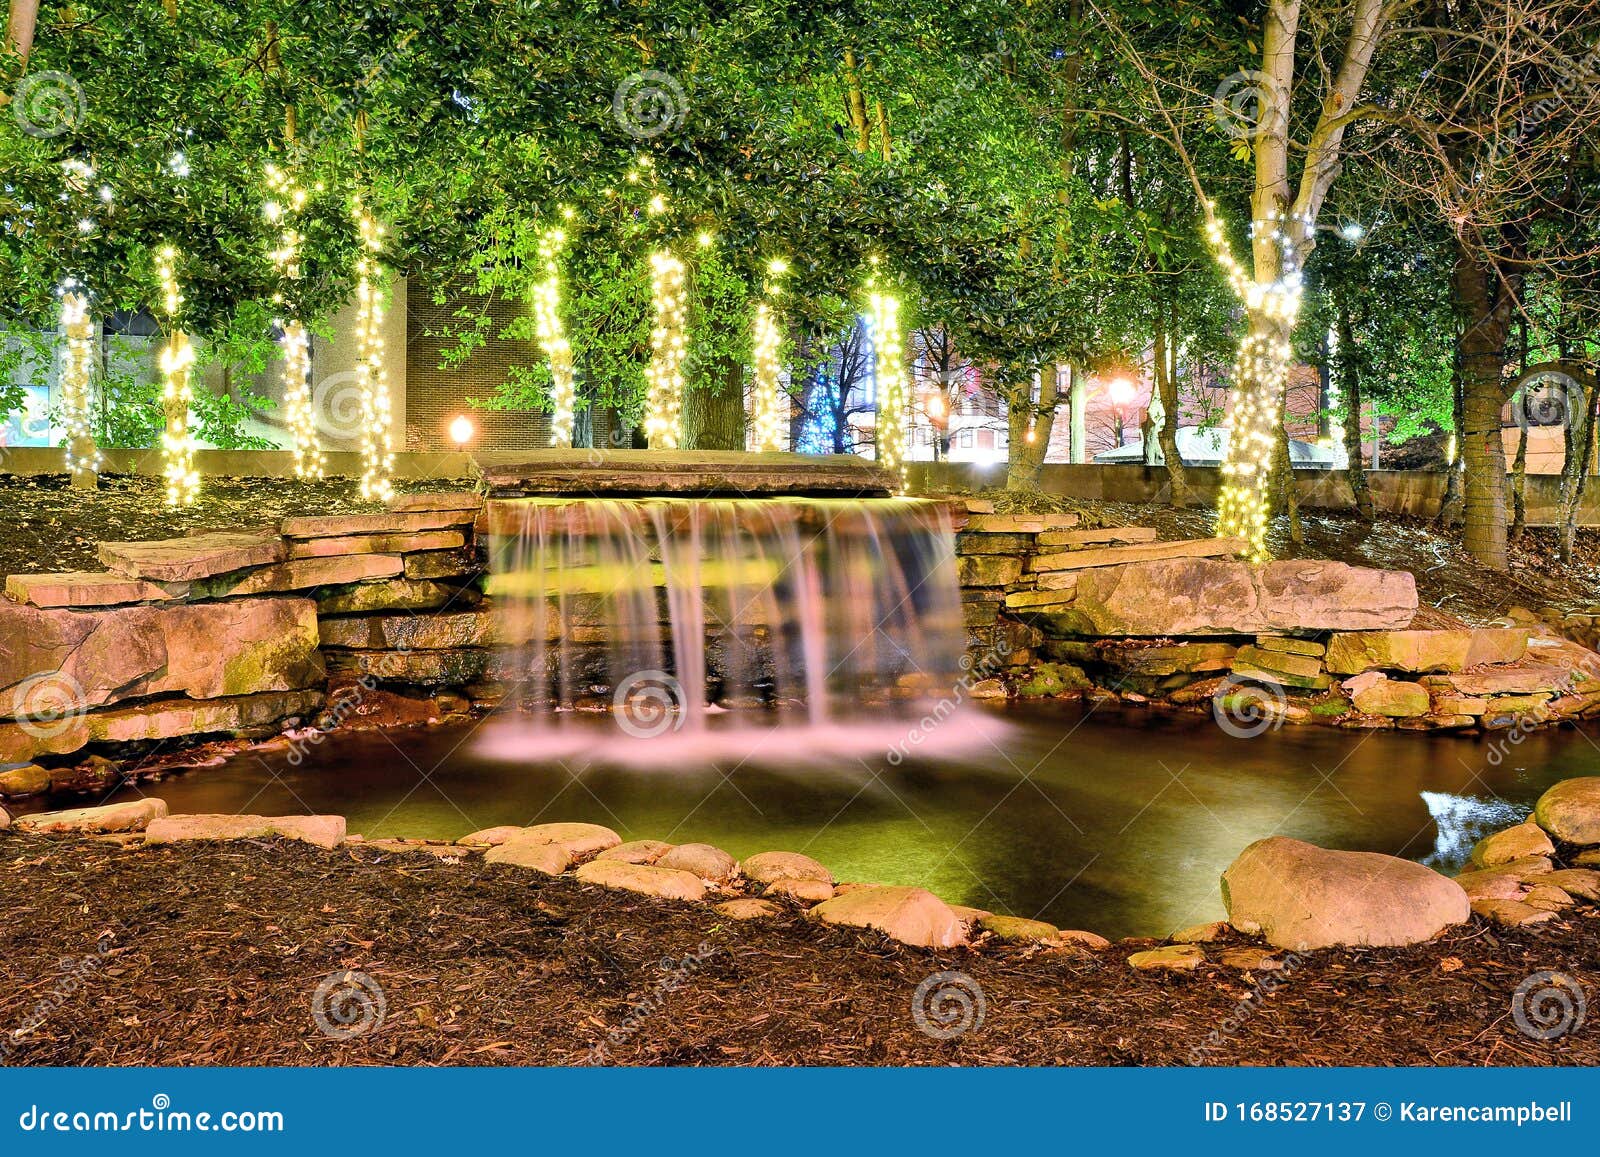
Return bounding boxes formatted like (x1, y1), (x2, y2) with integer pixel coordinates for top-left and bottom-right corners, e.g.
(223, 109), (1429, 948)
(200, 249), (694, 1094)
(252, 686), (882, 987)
(1, 835), (1595, 1067)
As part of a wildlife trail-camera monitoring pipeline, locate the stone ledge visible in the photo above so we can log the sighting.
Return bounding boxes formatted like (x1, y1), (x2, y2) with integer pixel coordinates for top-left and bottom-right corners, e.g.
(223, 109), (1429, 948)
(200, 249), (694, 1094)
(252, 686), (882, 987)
(100, 532), (286, 582)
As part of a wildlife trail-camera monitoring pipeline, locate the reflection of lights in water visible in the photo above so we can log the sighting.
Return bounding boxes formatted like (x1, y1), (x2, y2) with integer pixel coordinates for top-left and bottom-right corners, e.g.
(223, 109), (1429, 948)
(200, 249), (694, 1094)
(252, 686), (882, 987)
(1420, 790), (1527, 869)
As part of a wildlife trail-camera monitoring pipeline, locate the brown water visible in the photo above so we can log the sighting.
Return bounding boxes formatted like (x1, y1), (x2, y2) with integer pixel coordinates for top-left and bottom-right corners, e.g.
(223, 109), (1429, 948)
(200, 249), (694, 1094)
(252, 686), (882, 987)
(83, 702), (1598, 939)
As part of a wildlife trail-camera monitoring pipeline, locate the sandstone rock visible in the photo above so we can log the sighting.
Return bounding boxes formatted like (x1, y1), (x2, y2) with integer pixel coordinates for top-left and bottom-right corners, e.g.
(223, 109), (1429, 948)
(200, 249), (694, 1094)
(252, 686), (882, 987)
(1470, 821), (1554, 868)
(764, 877), (835, 904)
(201, 555), (403, 597)
(319, 611), (498, 651)
(1035, 526), (1157, 547)
(808, 885), (965, 948)
(715, 898), (779, 920)
(404, 551), (482, 581)
(0, 598), (322, 717)
(655, 842), (738, 882)
(0, 804), (8, 830)
(16, 797), (167, 834)
(964, 513), (1080, 533)
(1219, 947), (1283, 971)
(1171, 920), (1229, 944)
(143, 813), (345, 849)
(947, 904), (994, 931)
(1575, 850), (1600, 867)
(5, 572), (177, 609)
(100, 532), (285, 582)
(324, 649), (491, 687)
(597, 839), (674, 864)
(1325, 628), (1528, 675)
(1435, 696), (1489, 716)
(740, 850), (833, 886)
(515, 822), (621, 858)
(1534, 778), (1600, 845)
(1446, 665), (1576, 697)
(1232, 646), (1330, 691)
(386, 491), (483, 514)
(1128, 944), (1205, 971)
(573, 859), (707, 902)
(1542, 869), (1600, 901)
(281, 511), (475, 538)
(1454, 867), (1535, 903)
(287, 530), (465, 559)
(484, 837), (571, 874)
(968, 678), (1007, 699)
(1255, 636), (1326, 657)
(1030, 537), (1244, 575)
(1057, 929), (1112, 951)
(1349, 677), (1429, 718)
(1521, 883), (1574, 912)
(315, 579), (462, 614)
(1222, 836), (1470, 949)
(459, 825), (523, 846)
(1024, 558), (1416, 637)
(0, 689), (325, 765)
(977, 914), (1060, 942)
(1471, 898), (1557, 927)
(958, 555), (1022, 587)
(0, 764), (51, 797)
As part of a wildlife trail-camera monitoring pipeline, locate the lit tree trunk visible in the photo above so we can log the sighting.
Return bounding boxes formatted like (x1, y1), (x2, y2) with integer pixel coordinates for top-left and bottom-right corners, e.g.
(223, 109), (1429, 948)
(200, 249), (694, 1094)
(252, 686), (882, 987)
(1152, 306), (1192, 506)
(1272, 419), (1302, 543)
(1454, 248), (1513, 570)
(1335, 306), (1373, 521)
(1439, 364), (1465, 529)
(1509, 421), (1527, 544)
(4, 0), (38, 65)
(1558, 380), (1594, 563)
(1006, 365), (1062, 489)
(681, 358), (745, 450)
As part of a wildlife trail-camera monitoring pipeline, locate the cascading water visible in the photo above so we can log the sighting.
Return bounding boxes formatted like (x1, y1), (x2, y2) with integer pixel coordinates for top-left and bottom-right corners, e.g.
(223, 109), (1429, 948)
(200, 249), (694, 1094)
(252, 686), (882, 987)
(477, 496), (970, 760)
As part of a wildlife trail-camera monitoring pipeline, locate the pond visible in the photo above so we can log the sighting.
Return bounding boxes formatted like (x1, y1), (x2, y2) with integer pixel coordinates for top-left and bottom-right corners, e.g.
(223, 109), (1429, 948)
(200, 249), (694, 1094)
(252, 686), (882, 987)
(90, 703), (1597, 939)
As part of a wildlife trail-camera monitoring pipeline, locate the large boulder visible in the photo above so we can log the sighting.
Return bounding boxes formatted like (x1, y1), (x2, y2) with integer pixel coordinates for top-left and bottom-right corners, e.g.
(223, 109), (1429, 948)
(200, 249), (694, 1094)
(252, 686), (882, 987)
(1325, 629), (1528, 675)
(740, 850), (833, 886)
(1534, 778), (1600, 846)
(1222, 836), (1470, 949)
(16, 798), (168, 834)
(807, 885), (966, 947)
(142, 813), (345, 849)
(1023, 558), (1416, 637)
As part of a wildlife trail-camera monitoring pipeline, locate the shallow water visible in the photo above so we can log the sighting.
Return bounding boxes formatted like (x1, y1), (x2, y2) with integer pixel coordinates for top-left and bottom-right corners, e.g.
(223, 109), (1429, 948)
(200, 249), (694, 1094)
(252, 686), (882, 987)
(89, 703), (1599, 939)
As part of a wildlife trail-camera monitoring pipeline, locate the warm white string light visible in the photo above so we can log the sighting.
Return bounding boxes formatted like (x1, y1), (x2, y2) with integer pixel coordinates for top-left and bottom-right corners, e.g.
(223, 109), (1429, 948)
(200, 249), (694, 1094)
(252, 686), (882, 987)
(644, 248), (687, 449)
(1204, 205), (1309, 562)
(265, 163), (323, 478)
(353, 200), (394, 501)
(750, 257), (788, 452)
(57, 284), (99, 487)
(534, 223), (576, 446)
(155, 246), (198, 506)
(866, 265), (908, 489)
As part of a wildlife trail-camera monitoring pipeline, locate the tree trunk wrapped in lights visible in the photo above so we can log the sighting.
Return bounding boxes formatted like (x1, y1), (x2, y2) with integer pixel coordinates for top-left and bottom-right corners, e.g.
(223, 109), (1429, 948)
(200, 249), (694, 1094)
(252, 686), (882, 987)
(154, 246), (198, 506)
(534, 226), (576, 446)
(866, 279), (907, 489)
(749, 258), (789, 452)
(353, 203), (395, 501)
(265, 163), (323, 478)
(57, 287), (99, 489)
(644, 249), (687, 449)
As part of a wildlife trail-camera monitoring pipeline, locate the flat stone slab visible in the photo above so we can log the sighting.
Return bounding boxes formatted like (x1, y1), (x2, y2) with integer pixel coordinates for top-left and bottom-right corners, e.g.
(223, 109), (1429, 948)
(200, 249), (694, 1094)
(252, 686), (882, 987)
(1031, 537), (1245, 576)
(15, 798), (167, 834)
(0, 690), (325, 764)
(483, 449), (898, 498)
(387, 491), (484, 513)
(286, 530), (465, 559)
(281, 511), (477, 538)
(1128, 944), (1205, 972)
(319, 611), (499, 651)
(143, 813), (345, 849)
(1445, 664), (1582, 696)
(5, 571), (177, 609)
(202, 555), (403, 596)
(1326, 628), (1528, 675)
(324, 649), (491, 687)
(1024, 558), (1417, 636)
(1035, 527), (1158, 547)
(314, 578), (462, 615)
(963, 513), (1082, 533)
(100, 532), (286, 582)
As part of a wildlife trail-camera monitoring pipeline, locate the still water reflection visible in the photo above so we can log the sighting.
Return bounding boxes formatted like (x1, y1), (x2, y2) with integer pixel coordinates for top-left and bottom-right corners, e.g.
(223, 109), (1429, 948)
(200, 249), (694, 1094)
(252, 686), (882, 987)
(89, 702), (1600, 939)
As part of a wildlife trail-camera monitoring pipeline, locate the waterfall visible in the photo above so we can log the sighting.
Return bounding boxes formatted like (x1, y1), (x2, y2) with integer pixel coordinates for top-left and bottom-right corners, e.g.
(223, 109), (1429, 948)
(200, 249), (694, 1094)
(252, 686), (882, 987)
(484, 497), (965, 735)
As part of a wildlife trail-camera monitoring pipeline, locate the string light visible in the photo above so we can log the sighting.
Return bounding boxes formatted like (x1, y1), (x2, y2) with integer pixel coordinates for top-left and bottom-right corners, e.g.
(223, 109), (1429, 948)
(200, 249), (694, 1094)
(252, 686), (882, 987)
(1203, 205), (1309, 562)
(534, 225), (576, 446)
(866, 265), (908, 490)
(750, 257), (788, 452)
(644, 249), (687, 449)
(154, 246), (198, 506)
(265, 163), (323, 478)
(353, 200), (394, 501)
(57, 284), (100, 486)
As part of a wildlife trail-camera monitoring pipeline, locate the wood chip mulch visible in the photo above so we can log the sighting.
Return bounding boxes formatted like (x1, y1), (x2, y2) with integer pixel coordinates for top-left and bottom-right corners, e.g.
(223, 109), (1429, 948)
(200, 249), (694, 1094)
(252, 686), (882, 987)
(0, 835), (1595, 1067)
